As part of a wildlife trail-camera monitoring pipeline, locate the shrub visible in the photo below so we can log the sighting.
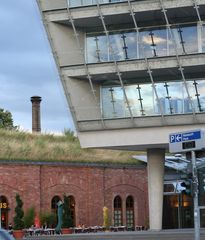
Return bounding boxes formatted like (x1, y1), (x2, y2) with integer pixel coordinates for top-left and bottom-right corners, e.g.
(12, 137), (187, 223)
(13, 194), (24, 230)
(63, 129), (77, 142)
(40, 212), (57, 228)
(24, 206), (35, 228)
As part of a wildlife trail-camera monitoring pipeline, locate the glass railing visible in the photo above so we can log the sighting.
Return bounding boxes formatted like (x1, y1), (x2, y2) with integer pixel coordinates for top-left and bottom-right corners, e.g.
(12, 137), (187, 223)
(86, 23), (205, 63)
(68, 0), (127, 7)
(101, 79), (205, 119)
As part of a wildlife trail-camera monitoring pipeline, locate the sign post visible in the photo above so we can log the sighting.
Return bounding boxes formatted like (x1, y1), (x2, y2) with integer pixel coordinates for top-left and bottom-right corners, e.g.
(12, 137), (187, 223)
(191, 151), (200, 240)
(169, 129), (205, 240)
(169, 129), (205, 153)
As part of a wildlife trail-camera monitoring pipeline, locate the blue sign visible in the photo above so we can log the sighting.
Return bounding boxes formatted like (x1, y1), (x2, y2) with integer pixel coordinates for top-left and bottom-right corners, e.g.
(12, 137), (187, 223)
(169, 129), (204, 153)
(169, 130), (201, 143)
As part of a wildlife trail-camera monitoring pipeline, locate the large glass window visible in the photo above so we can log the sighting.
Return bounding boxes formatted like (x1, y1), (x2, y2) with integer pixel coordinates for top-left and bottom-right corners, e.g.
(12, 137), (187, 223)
(109, 33), (125, 61)
(156, 82), (186, 115)
(114, 196), (123, 226)
(86, 23), (201, 64)
(188, 80), (205, 112)
(139, 28), (168, 58)
(169, 26), (198, 55)
(86, 34), (108, 63)
(101, 79), (205, 119)
(125, 85), (140, 116)
(109, 31), (138, 61)
(101, 87), (125, 118)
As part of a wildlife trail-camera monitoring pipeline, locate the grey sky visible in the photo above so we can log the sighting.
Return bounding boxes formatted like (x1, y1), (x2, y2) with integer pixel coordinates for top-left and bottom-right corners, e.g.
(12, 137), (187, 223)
(0, 0), (74, 133)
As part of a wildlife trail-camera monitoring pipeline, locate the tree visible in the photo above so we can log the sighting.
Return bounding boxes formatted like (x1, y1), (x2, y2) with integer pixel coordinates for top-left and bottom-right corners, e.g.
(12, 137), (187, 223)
(0, 108), (16, 130)
(13, 194), (24, 230)
(62, 195), (73, 228)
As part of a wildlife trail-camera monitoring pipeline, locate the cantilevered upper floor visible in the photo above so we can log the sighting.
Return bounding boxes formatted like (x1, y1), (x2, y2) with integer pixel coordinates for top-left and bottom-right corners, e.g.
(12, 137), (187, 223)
(38, 0), (205, 150)
(38, 0), (205, 65)
(40, 0), (205, 27)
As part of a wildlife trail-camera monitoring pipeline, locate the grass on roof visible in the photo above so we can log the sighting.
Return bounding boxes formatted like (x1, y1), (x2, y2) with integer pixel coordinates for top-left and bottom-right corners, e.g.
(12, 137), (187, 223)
(0, 129), (143, 165)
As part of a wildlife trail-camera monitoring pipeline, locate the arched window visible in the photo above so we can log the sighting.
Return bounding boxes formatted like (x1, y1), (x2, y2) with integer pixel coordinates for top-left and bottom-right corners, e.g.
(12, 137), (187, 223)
(126, 196), (134, 228)
(68, 196), (76, 227)
(51, 196), (61, 215)
(0, 195), (9, 229)
(114, 195), (122, 226)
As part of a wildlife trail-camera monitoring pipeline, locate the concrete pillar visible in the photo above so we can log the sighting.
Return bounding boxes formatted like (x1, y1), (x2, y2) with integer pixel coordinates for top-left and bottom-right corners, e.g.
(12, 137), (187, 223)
(147, 148), (165, 230)
(31, 96), (42, 133)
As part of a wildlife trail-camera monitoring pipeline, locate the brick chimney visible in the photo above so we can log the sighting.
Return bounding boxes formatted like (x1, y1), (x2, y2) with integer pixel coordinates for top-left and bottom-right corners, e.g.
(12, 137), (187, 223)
(31, 96), (42, 133)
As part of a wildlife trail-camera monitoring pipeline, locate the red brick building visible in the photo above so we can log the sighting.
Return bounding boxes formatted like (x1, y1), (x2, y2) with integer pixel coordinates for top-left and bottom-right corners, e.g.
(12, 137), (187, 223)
(0, 161), (148, 229)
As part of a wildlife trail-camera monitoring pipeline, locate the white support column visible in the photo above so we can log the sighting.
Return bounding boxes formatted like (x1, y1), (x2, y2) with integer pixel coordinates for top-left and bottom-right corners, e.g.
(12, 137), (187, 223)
(147, 148), (165, 230)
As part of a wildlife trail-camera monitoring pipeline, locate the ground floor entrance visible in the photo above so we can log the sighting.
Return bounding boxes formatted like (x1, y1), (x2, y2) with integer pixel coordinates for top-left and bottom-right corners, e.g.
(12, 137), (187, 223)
(0, 195), (9, 228)
(163, 194), (193, 229)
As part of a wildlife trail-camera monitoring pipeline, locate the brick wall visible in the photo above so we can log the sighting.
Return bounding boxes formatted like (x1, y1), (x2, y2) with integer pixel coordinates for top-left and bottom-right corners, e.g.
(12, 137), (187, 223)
(0, 162), (148, 228)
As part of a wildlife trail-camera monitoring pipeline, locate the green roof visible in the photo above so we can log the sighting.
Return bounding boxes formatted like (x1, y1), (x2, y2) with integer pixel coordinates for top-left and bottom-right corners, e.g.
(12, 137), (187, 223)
(0, 129), (144, 166)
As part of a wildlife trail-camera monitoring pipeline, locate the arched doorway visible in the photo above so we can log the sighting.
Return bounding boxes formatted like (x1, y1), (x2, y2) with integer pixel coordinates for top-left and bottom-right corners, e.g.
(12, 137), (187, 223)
(51, 195), (61, 225)
(68, 196), (75, 227)
(0, 196), (9, 229)
(113, 195), (122, 226)
(126, 196), (135, 229)
(51, 195), (61, 214)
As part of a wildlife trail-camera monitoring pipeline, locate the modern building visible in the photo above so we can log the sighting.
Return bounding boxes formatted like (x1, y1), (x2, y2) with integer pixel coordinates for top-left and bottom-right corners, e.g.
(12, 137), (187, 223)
(37, 0), (205, 230)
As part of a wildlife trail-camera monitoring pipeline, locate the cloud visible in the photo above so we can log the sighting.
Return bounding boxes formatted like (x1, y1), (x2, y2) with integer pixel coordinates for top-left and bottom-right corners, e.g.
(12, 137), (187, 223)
(142, 35), (167, 45)
(0, 0), (74, 133)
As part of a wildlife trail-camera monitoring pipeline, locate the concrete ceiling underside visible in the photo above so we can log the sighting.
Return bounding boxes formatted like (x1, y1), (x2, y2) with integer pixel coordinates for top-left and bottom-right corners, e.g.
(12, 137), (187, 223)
(57, 5), (205, 31)
(63, 59), (205, 84)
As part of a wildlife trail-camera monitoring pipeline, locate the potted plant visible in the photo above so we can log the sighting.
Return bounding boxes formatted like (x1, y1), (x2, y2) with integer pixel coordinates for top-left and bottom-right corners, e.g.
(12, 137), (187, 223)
(62, 194), (73, 234)
(13, 194), (25, 239)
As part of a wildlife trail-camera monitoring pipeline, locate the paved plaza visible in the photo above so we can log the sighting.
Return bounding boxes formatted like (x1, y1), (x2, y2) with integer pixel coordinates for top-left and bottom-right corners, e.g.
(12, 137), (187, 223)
(24, 229), (205, 240)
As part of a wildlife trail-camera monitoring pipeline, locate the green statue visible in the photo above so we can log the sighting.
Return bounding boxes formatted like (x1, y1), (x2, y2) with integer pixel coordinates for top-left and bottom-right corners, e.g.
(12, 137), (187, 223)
(55, 200), (63, 234)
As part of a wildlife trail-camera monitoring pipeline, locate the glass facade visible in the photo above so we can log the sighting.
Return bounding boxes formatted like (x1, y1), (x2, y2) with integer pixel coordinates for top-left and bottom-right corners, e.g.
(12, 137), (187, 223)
(101, 79), (205, 119)
(86, 23), (204, 63)
(163, 194), (193, 229)
(68, 0), (127, 7)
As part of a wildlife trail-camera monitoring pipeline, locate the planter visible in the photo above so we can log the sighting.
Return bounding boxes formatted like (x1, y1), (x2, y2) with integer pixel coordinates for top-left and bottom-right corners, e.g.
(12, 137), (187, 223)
(13, 230), (24, 239)
(62, 228), (73, 234)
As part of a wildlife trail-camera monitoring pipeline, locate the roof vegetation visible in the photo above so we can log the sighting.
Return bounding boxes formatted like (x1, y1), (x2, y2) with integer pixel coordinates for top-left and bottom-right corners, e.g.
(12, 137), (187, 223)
(0, 129), (143, 165)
